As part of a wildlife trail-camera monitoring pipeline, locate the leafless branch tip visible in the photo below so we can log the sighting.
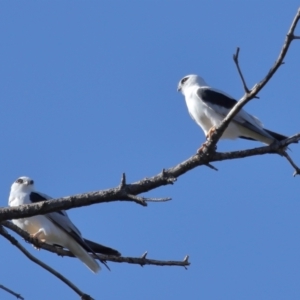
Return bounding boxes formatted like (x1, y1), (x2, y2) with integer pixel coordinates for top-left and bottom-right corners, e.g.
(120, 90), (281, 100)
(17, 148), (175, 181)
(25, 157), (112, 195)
(0, 284), (24, 300)
(233, 47), (259, 98)
(119, 173), (127, 189)
(279, 150), (300, 176)
(204, 162), (218, 171)
(126, 194), (171, 203)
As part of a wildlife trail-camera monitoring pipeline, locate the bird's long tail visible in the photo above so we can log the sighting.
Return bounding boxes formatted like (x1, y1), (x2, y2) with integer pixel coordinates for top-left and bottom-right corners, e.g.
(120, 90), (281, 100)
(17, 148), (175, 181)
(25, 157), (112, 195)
(67, 239), (101, 273)
(238, 123), (294, 145)
(264, 129), (292, 142)
(83, 238), (121, 256)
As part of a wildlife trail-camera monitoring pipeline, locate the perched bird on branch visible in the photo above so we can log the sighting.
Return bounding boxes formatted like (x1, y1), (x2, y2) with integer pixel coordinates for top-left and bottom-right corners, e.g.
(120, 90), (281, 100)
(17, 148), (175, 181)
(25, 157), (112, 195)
(178, 74), (288, 151)
(8, 176), (121, 273)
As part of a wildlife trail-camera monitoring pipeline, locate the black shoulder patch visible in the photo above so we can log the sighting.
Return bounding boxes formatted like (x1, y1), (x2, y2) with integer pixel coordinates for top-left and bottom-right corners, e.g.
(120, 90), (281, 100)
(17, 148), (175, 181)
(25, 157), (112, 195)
(198, 88), (237, 109)
(30, 192), (64, 215)
(30, 192), (48, 203)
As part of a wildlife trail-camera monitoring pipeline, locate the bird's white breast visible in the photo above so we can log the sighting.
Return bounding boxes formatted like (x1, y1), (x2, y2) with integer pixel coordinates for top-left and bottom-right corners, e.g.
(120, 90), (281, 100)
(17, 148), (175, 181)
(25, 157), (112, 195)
(184, 87), (214, 135)
(9, 192), (60, 242)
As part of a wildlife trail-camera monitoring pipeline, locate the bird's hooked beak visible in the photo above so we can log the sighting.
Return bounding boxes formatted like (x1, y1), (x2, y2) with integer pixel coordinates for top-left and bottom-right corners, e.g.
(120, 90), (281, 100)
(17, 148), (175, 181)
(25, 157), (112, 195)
(177, 84), (182, 92)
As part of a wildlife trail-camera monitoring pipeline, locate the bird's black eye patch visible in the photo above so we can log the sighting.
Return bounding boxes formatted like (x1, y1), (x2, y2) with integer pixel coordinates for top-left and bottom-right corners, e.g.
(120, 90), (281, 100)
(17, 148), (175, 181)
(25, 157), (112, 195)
(181, 77), (189, 85)
(16, 178), (24, 184)
(29, 180), (34, 185)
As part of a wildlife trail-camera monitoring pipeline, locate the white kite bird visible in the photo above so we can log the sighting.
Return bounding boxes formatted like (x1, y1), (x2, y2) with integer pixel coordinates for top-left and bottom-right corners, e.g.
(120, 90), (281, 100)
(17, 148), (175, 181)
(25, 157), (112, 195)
(8, 176), (121, 273)
(177, 74), (288, 151)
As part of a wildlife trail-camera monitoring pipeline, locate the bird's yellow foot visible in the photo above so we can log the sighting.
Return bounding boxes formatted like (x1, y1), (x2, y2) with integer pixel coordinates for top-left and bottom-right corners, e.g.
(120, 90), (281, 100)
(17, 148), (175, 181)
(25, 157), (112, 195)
(206, 126), (216, 140)
(30, 232), (44, 250)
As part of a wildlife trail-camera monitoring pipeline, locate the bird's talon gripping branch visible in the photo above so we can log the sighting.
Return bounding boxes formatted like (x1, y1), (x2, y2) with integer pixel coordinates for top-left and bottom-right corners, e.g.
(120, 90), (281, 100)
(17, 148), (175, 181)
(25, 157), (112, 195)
(206, 126), (216, 140)
(29, 232), (43, 250)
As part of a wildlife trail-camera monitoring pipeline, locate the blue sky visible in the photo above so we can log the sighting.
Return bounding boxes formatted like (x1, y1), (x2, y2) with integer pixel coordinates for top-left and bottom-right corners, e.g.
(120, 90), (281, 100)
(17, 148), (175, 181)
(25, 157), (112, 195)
(1, 1), (300, 299)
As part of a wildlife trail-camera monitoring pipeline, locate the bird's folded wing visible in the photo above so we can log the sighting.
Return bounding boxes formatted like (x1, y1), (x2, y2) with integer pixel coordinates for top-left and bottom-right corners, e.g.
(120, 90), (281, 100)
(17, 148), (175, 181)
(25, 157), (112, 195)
(30, 191), (96, 254)
(29, 191), (66, 216)
(197, 87), (274, 139)
(30, 190), (118, 261)
(46, 211), (97, 254)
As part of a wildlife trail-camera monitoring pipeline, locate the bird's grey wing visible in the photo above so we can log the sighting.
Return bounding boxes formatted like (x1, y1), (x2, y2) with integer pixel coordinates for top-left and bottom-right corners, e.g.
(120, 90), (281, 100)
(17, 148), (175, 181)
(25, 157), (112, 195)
(30, 192), (66, 216)
(197, 87), (274, 139)
(46, 211), (83, 240)
(31, 191), (109, 263)
(47, 211), (110, 269)
(30, 191), (87, 248)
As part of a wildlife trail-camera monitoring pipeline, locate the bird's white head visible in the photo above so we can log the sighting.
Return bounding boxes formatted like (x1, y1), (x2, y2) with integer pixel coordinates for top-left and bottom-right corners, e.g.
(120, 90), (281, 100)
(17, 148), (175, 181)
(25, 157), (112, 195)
(177, 74), (208, 94)
(11, 176), (35, 193)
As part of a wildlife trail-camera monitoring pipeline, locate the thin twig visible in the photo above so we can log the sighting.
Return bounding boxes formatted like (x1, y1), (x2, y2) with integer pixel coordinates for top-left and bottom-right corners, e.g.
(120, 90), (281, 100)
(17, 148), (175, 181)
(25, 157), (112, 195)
(204, 162), (218, 171)
(2, 221), (189, 268)
(0, 284), (24, 300)
(0, 226), (94, 300)
(279, 150), (300, 176)
(119, 173), (126, 189)
(233, 47), (257, 96)
(95, 253), (190, 268)
(126, 194), (171, 203)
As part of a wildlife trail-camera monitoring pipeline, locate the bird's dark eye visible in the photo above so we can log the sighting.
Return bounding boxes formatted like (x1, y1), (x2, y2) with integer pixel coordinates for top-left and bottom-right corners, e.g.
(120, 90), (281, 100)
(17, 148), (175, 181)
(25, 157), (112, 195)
(181, 77), (189, 85)
(16, 178), (24, 184)
(29, 180), (34, 185)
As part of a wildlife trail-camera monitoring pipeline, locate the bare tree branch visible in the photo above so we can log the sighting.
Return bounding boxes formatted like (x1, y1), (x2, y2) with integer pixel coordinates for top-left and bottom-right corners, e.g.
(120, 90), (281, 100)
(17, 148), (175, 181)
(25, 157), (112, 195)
(232, 47), (259, 97)
(0, 8), (299, 300)
(279, 150), (300, 176)
(200, 8), (300, 153)
(0, 284), (24, 300)
(0, 226), (94, 300)
(2, 221), (190, 268)
(0, 20), (298, 300)
(1, 133), (299, 223)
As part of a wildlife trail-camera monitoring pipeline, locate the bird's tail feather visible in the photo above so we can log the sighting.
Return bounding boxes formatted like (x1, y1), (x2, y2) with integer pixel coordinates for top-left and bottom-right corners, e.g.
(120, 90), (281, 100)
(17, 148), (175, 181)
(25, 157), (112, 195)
(68, 240), (100, 273)
(237, 124), (275, 144)
(239, 127), (296, 145)
(83, 238), (121, 257)
(264, 129), (296, 142)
